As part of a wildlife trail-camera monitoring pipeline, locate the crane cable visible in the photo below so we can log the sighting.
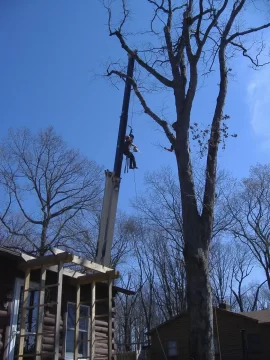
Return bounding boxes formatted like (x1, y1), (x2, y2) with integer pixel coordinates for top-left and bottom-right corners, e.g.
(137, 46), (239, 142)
(128, 71), (139, 199)
(124, 68), (136, 175)
(130, 62), (135, 129)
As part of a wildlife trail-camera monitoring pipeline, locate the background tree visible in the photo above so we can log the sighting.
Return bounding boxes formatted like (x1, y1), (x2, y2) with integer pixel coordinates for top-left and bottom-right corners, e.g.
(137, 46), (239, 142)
(209, 239), (235, 305)
(81, 210), (137, 267)
(230, 164), (270, 289)
(0, 127), (103, 256)
(105, 1), (270, 357)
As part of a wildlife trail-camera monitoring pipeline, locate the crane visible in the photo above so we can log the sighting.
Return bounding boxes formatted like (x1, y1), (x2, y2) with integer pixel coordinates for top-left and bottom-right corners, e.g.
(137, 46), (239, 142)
(95, 55), (135, 267)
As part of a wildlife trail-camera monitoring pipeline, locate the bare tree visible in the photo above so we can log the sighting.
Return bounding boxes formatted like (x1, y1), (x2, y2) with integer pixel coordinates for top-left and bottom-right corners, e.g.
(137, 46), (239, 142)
(257, 283), (270, 309)
(152, 234), (187, 318)
(134, 167), (184, 251)
(0, 127), (103, 256)
(230, 164), (270, 289)
(114, 273), (142, 352)
(209, 239), (235, 305)
(209, 237), (268, 312)
(104, 1), (270, 357)
(80, 210), (139, 267)
(229, 242), (258, 312)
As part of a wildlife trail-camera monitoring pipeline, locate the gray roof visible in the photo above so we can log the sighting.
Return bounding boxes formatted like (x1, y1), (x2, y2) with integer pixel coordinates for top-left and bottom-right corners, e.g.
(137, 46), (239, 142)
(148, 307), (270, 334)
(241, 309), (270, 323)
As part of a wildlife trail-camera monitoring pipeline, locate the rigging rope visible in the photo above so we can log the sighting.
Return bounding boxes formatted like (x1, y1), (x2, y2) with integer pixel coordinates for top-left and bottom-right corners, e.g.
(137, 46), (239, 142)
(156, 326), (168, 360)
(133, 170), (138, 202)
(130, 62), (136, 129)
(215, 306), (222, 360)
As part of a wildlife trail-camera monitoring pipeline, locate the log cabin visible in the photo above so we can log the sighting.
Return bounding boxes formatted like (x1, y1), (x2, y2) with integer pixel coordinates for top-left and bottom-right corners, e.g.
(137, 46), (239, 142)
(0, 246), (134, 360)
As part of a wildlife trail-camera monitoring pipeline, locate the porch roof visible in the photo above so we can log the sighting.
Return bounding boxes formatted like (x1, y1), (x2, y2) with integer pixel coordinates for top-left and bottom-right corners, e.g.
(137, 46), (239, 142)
(0, 245), (135, 295)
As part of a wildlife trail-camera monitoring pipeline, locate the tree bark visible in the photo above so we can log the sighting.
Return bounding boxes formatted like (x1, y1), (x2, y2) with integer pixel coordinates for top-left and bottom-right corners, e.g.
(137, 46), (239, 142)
(184, 219), (214, 360)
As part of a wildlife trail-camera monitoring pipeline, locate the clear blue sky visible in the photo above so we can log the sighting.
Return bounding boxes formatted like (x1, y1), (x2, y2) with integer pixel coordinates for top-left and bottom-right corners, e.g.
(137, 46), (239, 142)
(1, 0), (269, 213)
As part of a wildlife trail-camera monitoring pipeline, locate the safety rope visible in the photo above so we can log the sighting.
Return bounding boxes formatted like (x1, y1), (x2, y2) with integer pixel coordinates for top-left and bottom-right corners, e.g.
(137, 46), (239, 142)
(130, 63), (136, 129)
(124, 157), (129, 173)
(215, 306), (222, 360)
(156, 326), (168, 360)
(133, 170), (138, 201)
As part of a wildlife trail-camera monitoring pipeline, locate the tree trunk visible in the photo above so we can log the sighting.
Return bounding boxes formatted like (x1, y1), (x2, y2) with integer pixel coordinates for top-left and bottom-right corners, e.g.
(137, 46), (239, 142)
(185, 222), (214, 360)
(40, 218), (49, 256)
(124, 318), (131, 352)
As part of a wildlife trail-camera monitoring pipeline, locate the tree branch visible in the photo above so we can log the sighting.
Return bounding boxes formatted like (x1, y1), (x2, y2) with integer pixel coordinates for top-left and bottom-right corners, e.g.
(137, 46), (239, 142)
(227, 23), (270, 43)
(107, 68), (175, 144)
(230, 41), (270, 67)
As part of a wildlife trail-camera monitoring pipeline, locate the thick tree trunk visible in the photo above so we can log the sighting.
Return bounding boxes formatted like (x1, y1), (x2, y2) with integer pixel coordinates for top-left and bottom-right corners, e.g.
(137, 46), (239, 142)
(175, 117), (215, 359)
(40, 220), (49, 256)
(185, 236), (214, 360)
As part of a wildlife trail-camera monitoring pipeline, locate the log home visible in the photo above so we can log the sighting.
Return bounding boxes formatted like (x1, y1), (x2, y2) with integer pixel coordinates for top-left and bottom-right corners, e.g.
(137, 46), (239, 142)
(0, 246), (134, 360)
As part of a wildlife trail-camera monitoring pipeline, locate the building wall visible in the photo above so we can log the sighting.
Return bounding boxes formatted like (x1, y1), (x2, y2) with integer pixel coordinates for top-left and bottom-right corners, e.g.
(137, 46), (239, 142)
(150, 315), (189, 360)
(150, 310), (270, 360)
(215, 309), (270, 360)
(0, 256), (24, 359)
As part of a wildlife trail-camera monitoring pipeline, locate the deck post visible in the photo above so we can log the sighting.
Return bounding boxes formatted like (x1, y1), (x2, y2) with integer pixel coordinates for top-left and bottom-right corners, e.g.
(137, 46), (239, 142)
(74, 283), (80, 360)
(108, 277), (113, 359)
(18, 268), (30, 357)
(36, 267), (46, 358)
(91, 282), (96, 359)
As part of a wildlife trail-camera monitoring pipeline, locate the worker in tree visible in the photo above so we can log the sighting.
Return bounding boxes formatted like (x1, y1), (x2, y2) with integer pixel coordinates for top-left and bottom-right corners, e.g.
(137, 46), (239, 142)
(123, 134), (138, 169)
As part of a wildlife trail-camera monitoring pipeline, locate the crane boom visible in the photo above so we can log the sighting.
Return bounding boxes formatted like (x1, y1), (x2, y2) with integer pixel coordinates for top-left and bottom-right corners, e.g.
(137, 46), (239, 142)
(95, 55), (135, 266)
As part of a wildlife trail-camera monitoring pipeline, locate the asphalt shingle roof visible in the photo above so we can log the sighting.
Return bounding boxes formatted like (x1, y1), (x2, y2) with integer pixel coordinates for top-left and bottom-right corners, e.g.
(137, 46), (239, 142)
(241, 309), (270, 323)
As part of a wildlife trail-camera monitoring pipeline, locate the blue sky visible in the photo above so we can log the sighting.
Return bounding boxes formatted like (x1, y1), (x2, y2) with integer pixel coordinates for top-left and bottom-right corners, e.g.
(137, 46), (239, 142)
(1, 0), (270, 215)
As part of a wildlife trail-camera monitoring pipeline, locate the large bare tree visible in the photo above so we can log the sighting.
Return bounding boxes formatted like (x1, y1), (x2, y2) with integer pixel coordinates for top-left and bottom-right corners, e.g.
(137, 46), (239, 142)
(104, 1), (270, 358)
(0, 127), (103, 256)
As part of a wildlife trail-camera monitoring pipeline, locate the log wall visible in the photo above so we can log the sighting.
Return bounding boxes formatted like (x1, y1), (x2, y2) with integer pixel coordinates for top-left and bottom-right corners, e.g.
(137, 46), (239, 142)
(0, 252), (118, 360)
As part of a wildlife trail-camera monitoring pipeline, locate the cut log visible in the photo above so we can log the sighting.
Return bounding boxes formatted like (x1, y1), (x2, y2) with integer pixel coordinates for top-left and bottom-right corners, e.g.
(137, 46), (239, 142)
(95, 347), (116, 355)
(44, 312), (57, 318)
(95, 338), (108, 344)
(96, 332), (108, 339)
(0, 310), (8, 317)
(95, 326), (109, 333)
(95, 320), (108, 327)
(42, 336), (55, 345)
(42, 343), (62, 352)
(43, 325), (63, 333)
(44, 317), (63, 326)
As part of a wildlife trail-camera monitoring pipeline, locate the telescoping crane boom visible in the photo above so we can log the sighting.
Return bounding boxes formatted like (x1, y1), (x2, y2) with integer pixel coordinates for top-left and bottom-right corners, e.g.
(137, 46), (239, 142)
(95, 55), (135, 267)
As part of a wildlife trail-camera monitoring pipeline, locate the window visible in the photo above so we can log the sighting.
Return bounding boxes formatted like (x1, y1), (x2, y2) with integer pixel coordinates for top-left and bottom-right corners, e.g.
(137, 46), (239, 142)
(247, 333), (261, 354)
(9, 279), (40, 360)
(167, 340), (178, 357)
(65, 303), (90, 360)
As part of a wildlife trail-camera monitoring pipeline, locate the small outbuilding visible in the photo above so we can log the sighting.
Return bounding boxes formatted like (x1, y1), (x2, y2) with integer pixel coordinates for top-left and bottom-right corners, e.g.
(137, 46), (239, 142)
(148, 303), (270, 360)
